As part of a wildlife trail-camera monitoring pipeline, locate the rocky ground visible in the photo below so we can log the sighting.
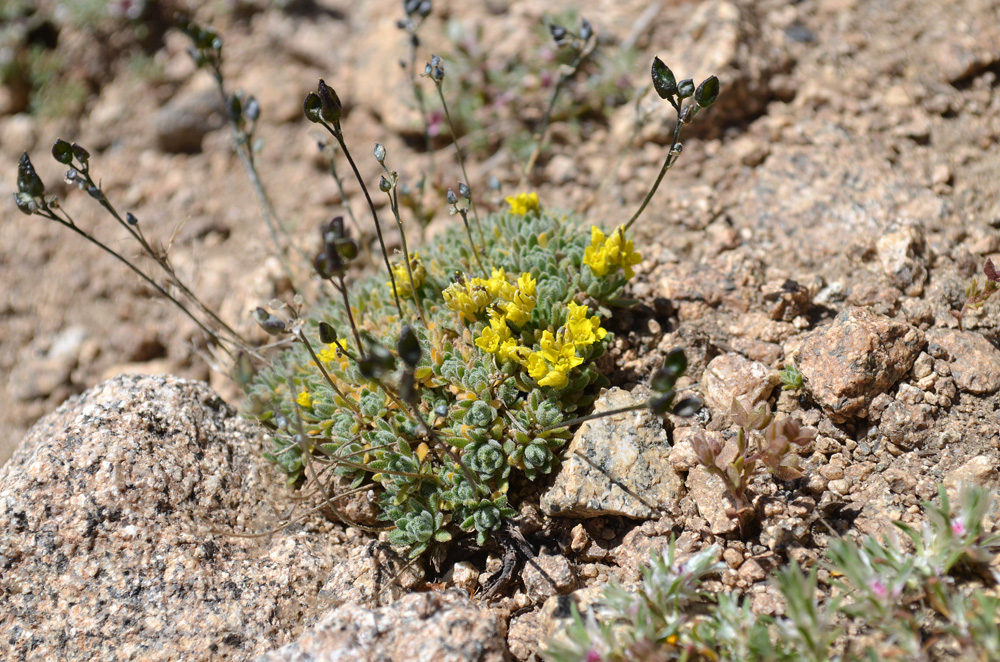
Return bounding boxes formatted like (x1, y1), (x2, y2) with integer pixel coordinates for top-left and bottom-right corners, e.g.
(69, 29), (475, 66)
(1, 0), (999, 660)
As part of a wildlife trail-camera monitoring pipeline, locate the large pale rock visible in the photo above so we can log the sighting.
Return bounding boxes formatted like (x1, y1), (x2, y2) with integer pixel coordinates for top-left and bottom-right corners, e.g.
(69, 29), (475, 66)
(926, 329), (1000, 395)
(256, 589), (507, 662)
(0, 375), (340, 661)
(702, 352), (779, 415)
(797, 307), (925, 422)
(541, 388), (684, 520)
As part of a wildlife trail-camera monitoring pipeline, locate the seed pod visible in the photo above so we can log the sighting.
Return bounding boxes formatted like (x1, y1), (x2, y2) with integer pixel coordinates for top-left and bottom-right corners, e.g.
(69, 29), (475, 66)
(303, 92), (322, 123)
(317, 79), (342, 123)
(253, 307), (286, 335)
(397, 325), (422, 368)
(52, 139), (74, 165)
(17, 153), (45, 198)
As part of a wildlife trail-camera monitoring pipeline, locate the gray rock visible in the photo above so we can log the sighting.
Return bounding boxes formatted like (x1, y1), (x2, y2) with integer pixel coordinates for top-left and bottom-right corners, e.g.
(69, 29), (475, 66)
(256, 589), (507, 662)
(0, 374), (339, 661)
(154, 75), (224, 153)
(541, 388), (684, 519)
(702, 352), (779, 415)
(797, 307), (925, 422)
(926, 329), (1000, 395)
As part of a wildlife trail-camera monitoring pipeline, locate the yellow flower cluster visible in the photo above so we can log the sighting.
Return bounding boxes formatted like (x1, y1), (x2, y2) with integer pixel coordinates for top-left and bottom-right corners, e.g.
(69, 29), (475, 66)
(505, 192), (540, 216)
(296, 390), (312, 408)
(443, 268), (536, 325)
(583, 225), (642, 279)
(524, 302), (607, 389)
(388, 252), (426, 298)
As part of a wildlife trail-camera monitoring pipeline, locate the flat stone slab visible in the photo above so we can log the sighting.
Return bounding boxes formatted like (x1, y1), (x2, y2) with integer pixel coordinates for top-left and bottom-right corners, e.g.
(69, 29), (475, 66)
(541, 387), (684, 519)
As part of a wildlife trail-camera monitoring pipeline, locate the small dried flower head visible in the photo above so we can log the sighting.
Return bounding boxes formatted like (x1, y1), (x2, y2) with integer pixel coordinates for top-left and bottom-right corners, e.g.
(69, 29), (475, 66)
(374, 142), (386, 163)
(549, 23), (568, 46)
(126, 212), (139, 226)
(253, 307), (286, 335)
(316, 79), (343, 123)
(447, 188), (458, 205)
(17, 152), (45, 198)
(580, 17), (593, 41)
(458, 182), (471, 200)
(379, 175), (392, 192)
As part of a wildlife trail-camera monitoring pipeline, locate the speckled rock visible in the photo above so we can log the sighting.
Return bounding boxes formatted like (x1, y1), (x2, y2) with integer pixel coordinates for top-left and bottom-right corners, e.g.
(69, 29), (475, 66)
(522, 552), (577, 604)
(686, 466), (741, 535)
(256, 589), (507, 662)
(702, 352), (779, 415)
(540, 387), (684, 519)
(879, 400), (935, 450)
(797, 307), (925, 422)
(944, 455), (1000, 493)
(926, 329), (1000, 395)
(317, 540), (424, 607)
(514, 586), (608, 662)
(876, 225), (927, 296)
(0, 374), (339, 662)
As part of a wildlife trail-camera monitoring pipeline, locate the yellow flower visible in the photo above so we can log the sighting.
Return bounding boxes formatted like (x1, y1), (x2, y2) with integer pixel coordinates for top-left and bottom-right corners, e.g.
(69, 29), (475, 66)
(318, 339), (350, 369)
(499, 272), (537, 326)
(497, 338), (530, 366)
(388, 252), (426, 298)
(505, 192), (540, 216)
(527, 329), (583, 390)
(296, 390), (312, 408)
(583, 225), (642, 279)
(475, 310), (512, 354)
(443, 280), (492, 323)
(565, 301), (607, 348)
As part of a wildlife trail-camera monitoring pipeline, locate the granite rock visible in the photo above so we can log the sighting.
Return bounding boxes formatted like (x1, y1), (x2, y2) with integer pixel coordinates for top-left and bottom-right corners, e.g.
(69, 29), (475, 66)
(256, 589), (507, 662)
(702, 352), (779, 415)
(0, 374), (339, 661)
(540, 387), (684, 519)
(926, 329), (1000, 395)
(797, 307), (925, 422)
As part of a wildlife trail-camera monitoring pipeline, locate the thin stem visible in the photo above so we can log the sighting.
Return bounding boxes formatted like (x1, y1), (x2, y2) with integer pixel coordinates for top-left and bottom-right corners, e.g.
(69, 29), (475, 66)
(209, 67), (305, 294)
(38, 205), (235, 360)
(540, 402), (646, 434)
(407, 33), (436, 185)
(435, 83), (484, 242)
(327, 155), (370, 262)
(296, 329), (360, 414)
(77, 167), (249, 347)
(623, 107), (685, 232)
(522, 35), (594, 182)
(578, 87), (652, 214)
(386, 188), (428, 326)
(327, 124), (405, 320)
(332, 276), (366, 359)
(459, 209), (488, 278)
